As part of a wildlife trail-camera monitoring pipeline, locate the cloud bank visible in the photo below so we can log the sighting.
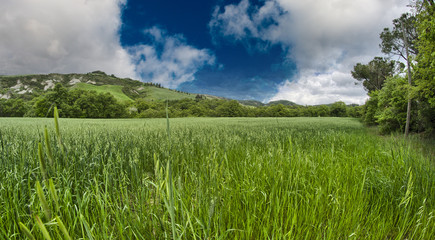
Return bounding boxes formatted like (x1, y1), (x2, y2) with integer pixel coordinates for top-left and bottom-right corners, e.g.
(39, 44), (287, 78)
(210, 0), (409, 104)
(0, 0), (214, 88)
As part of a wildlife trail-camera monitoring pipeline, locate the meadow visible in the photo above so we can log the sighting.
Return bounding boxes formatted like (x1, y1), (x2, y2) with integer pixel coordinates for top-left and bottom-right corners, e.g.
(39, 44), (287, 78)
(0, 116), (434, 239)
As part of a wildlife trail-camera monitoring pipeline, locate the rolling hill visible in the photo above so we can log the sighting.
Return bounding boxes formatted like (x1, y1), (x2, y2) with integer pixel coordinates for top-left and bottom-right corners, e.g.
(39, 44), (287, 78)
(0, 71), (219, 102)
(239, 99), (300, 107)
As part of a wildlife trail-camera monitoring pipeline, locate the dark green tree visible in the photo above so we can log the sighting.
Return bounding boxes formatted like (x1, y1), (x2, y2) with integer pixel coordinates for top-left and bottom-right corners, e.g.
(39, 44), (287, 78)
(0, 98), (29, 117)
(362, 91), (380, 125)
(351, 57), (402, 93)
(379, 13), (418, 60)
(375, 76), (417, 134)
(216, 100), (245, 117)
(330, 101), (347, 117)
(265, 104), (291, 117)
(414, 0), (435, 133)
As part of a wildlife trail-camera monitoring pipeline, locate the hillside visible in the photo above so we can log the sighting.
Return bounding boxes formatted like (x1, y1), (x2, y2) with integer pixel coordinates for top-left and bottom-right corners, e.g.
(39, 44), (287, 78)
(239, 99), (300, 107)
(0, 71), (209, 102)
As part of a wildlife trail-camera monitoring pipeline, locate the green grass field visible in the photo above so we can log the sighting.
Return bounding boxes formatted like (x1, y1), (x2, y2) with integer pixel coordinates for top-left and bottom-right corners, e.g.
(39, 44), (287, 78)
(73, 83), (133, 102)
(0, 117), (434, 239)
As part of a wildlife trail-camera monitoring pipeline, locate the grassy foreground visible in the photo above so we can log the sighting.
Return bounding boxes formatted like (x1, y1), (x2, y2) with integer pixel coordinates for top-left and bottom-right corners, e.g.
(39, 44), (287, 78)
(0, 117), (434, 239)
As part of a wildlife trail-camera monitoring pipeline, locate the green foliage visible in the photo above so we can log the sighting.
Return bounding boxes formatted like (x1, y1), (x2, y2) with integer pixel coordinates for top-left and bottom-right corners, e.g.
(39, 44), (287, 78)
(362, 91), (380, 125)
(379, 13), (418, 59)
(357, 3), (434, 135)
(352, 57), (402, 93)
(0, 98), (30, 117)
(375, 76), (411, 134)
(347, 105), (363, 118)
(414, 2), (435, 134)
(216, 100), (245, 117)
(30, 85), (128, 118)
(330, 101), (347, 117)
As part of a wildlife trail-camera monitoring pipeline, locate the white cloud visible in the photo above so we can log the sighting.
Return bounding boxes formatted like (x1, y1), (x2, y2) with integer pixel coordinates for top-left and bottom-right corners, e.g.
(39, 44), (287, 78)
(0, 0), (214, 89)
(0, 0), (137, 78)
(129, 27), (216, 89)
(209, 0), (282, 51)
(271, 70), (368, 105)
(210, 0), (409, 104)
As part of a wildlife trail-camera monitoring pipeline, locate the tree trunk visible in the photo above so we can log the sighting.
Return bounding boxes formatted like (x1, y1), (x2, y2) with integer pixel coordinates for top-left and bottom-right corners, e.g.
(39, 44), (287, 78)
(402, 21), (412, 137)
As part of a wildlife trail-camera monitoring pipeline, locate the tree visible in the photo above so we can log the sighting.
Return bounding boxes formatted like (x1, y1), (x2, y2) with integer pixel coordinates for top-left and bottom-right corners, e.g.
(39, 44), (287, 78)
(330, 101), (347, 117)
(414, 0), (435, 134)
(0, 98), (29, 117)
(376, 76), (415, 134)
(266, 104), (291, 117)
(216, 100), (244, 117)
(351, 57), (402, 93)
(362, 91), (380, 125)
(380, 13), (418, 60)
(380, 12), (419, 137)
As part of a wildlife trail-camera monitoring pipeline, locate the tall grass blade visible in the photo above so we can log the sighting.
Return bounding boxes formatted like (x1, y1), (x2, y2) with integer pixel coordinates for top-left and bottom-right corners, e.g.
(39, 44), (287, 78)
(48, 179), (59, 213)
(34, 215), (52, 240)
(166, 99), (171, 141)
(53, 106), (65, 155)
(36, 181), (52, 220)
(166, 160), (177, 240)
(38, 142), (47, 180)
(55, 216), (72, 240)
(53, 106), (60, 142)
(44, 126), (54, 167)
(19, 222), (35, 240)
(80, 213), (94, 240)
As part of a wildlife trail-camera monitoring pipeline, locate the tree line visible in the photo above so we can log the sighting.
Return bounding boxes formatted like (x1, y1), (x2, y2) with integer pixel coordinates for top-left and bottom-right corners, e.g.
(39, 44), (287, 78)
(352, 0), (434, 135)
(0, 83), (361, 118)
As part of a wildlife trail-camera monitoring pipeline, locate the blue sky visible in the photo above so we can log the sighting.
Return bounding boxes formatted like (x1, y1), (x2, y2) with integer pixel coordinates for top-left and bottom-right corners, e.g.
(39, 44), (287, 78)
(120, 0), (295, 101)
(0, 0), (409, 104)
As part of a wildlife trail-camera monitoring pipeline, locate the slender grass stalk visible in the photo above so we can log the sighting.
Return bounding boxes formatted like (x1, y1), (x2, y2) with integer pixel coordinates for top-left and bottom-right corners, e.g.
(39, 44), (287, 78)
(19, 222), (35, 240)
(38, 142), (47, 180)
(48, 179), (59, 213)
(400, 167), (414, 208)
(36, 181), (51, 221)
(34, 215), (52, 240)
(53, 106), (65, 155)
(44, 126), (54, 167)
(165, 160), (178, 240)
(55, 216), (72, 240)
(166, 99), (170, 141)
(53, 107), (60, 143)
(80, 213), (94, 240)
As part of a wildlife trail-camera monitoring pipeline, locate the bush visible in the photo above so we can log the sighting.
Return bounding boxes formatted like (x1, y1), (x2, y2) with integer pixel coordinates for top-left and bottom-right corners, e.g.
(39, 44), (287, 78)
(375, 76), (416, 134)
(330, 101), (347, 117)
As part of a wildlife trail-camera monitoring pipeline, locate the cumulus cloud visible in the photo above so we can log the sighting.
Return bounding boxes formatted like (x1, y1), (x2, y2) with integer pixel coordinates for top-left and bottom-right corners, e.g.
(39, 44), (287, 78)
(0, 0), (137, 78)
(0, 0), (214, 89)
(210, 0), (409, 104)
(209, 0), (283, 52)
(271, 70), (368, 105)
(129, 27), (216, 89)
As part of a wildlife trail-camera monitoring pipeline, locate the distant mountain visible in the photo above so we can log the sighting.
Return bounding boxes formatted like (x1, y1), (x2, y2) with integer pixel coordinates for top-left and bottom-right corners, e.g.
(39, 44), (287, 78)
(0, 71), (221, 102)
